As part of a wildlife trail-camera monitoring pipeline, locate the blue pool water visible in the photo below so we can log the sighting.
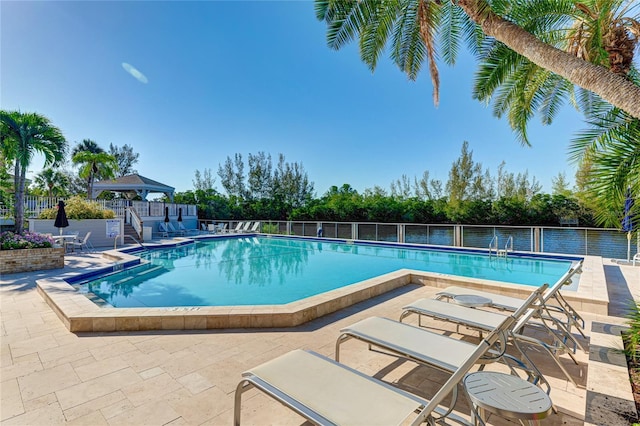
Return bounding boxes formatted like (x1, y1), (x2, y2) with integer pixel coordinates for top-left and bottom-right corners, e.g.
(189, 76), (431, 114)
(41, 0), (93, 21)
(79, 236), (575, 308)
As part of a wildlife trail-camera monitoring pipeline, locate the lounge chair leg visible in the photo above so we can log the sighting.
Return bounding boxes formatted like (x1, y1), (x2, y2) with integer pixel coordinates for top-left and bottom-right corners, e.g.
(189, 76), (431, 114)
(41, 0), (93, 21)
(234, 380), (252, 426)
(335, 334), (352, 362)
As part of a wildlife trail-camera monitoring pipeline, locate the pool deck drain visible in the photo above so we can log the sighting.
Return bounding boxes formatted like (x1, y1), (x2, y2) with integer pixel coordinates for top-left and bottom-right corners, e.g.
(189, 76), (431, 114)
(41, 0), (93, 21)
(36, 248), (608, 332)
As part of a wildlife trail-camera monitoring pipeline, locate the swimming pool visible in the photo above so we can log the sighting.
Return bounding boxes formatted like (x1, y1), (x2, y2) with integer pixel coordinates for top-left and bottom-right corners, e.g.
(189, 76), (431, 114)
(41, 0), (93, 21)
(77, 236), (575, 308)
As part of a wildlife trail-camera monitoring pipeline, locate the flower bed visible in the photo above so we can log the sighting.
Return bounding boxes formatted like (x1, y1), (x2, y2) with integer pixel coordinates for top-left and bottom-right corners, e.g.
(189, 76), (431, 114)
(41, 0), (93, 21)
(1, 231), (54, 250)
(0, 232), (63, 274)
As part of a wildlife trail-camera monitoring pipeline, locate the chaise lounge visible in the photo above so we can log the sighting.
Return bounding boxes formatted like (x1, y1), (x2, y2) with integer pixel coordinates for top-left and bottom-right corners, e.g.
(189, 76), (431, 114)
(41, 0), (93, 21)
(234, 302), (527, 426)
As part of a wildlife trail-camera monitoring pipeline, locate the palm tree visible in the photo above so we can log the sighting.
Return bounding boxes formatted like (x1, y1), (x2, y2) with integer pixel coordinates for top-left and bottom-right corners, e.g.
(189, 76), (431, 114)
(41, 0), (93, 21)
(71, 139), (107, 197)
(472, 0), (639, 145)
(469, 0), (639, 227)
(72, 151), (118, 199)
(72, 139), (104, 157)
(568, 101), (639, 227)
(34, 168), (70, 198)
(315, 0), (640, 119)
(0, 110), (67, 234)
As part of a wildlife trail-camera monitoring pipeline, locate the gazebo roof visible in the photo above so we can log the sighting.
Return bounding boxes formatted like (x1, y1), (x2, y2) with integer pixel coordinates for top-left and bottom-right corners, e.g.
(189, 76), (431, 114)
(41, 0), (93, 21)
(92, 174), (175, 201)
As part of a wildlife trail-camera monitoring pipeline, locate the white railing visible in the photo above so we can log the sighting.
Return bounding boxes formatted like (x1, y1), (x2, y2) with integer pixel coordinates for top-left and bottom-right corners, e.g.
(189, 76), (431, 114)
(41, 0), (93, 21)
(0, 195), (197, 220)
(128, 207), (144, 239)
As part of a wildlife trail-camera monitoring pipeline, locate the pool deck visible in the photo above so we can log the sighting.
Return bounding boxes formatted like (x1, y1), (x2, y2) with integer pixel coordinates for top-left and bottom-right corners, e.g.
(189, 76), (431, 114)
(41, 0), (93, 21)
(2, 247), (639, 425)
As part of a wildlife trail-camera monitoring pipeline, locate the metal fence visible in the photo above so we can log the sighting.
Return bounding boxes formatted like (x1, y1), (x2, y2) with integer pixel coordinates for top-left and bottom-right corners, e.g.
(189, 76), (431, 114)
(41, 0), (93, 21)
(219, 220), (638, 260)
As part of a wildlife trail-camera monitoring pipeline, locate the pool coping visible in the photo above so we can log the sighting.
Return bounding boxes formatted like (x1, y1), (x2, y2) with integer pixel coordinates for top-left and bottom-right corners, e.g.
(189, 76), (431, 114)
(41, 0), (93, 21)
(35, 240), (609, 332)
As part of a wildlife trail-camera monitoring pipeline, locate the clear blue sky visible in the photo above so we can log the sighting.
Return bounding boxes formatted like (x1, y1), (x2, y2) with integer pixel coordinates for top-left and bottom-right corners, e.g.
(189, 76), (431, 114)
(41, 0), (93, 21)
(2, 1), (586, 197)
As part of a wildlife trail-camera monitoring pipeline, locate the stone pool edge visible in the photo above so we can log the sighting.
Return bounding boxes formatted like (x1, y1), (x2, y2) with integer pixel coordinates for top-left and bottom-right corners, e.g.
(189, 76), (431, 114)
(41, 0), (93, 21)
(35, 254), (607, 333)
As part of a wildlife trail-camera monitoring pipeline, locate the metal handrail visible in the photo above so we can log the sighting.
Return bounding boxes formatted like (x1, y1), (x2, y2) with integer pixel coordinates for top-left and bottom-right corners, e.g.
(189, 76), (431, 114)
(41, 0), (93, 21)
(489, 235), (498, 257)
(505, 235), (514, 253)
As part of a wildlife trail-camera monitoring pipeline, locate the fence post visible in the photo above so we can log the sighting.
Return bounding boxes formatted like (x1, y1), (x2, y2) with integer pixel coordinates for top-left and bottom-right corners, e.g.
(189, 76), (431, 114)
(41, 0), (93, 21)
(398, 224), (404, 243)
(352, 223), (358, 240)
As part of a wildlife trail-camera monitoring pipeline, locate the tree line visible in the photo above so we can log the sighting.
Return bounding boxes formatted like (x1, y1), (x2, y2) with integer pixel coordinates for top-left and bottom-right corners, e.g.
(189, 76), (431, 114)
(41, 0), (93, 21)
(172, 145), (597, 227)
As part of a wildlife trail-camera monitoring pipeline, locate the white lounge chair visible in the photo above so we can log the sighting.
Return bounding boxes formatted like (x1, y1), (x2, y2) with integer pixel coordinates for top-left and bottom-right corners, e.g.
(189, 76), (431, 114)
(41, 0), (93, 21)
(335, 286), (545, 374)
(249, 221), (260, 232)
(230, 222), (245, 233)
(427, 261), (586, 351)
(634, 252), (640, 266)
(167, 222), (184, 236)
(234, 304), (524, 426)
(177, 222), (198, 235)
(66, 232), (93, 252)
(159, 222), (179, 237)
(399, 265), (584, 386)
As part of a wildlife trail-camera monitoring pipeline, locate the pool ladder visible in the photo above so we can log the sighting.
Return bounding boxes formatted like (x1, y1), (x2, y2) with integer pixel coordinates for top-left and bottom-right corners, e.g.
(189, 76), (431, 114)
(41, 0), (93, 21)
(489, 236), (513, 257)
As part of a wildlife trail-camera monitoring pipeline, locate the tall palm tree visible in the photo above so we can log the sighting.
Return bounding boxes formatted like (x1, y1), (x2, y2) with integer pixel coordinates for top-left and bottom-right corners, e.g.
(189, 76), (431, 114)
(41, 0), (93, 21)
(72, 139), (105, 197)
(470, 0), (639, 227)
(472, 0), (639, 145)
(72, 139), (104, 157)
(315, 0), (640, 119)
(34, 168), (70, 198)
(0, 110), (67, 234)
(72, 151), (118, 199)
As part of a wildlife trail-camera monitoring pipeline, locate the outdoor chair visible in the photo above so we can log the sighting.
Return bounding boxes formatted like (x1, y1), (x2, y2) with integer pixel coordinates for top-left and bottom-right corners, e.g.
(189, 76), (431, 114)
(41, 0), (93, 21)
(230, 222), (245, 233)
(422, 261), (586, 353)
(334, 286), (547, 391)
(167, 222), (185, 236)
(66, 232), (92, 252)
(177, 222), (198, 235)
(249, 221), (260, 232)
(234, 303), (525, 426)
(634, 253), (640, 266)
(159, 222), (179, 238)
(398, 263), (584, 386)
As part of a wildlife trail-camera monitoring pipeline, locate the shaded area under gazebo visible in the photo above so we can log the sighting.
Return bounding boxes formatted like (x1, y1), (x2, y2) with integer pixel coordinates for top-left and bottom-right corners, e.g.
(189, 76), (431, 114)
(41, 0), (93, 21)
(92, 174), (175, 201)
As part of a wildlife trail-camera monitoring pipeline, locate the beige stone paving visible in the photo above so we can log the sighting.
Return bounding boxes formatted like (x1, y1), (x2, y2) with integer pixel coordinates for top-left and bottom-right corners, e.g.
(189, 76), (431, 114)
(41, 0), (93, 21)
(1, 250), (639, 425)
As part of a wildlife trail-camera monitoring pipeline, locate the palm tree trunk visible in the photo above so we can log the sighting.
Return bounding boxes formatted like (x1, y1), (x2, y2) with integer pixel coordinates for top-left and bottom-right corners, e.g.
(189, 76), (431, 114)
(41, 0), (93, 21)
(89, 171), (96, 200)
(14, 163), (26, 234)
(457, 0), (640, 119)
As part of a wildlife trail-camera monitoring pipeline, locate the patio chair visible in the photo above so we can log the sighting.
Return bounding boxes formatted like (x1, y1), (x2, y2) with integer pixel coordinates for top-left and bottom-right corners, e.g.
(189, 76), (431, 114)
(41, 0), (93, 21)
(216, 223), (228, 233)
(234, 304), (524, 426)
(167, 222), (185, 236)
(66, 232), (93, 252)
(230, 222), (245, 233)
(424, 261), (586, 352)
(249, 221), (260, 232)
(634, 253), (640, 266)
(177, 222), (198, 236)
(159, 222), (178, 238)
(335, 285), (545, 380)
(398, 264), (584, 386)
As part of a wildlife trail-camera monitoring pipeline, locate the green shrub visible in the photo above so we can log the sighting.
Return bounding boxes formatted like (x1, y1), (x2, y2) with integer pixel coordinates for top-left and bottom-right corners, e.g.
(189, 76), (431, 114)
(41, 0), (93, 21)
(624, 300), (640, 363)
(38, 196), (116, 220)
(261, 223), (280, 234)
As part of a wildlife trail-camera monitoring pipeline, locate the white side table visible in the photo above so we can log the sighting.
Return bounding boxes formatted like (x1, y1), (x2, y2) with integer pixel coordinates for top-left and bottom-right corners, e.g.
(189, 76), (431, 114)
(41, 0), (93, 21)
(452, 294), (492, 308)
(464, 371), (553, 425)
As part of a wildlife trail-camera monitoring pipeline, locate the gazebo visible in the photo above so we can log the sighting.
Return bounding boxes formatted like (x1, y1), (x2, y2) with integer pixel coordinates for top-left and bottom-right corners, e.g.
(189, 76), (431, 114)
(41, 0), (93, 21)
(92, 174), (175, 201)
